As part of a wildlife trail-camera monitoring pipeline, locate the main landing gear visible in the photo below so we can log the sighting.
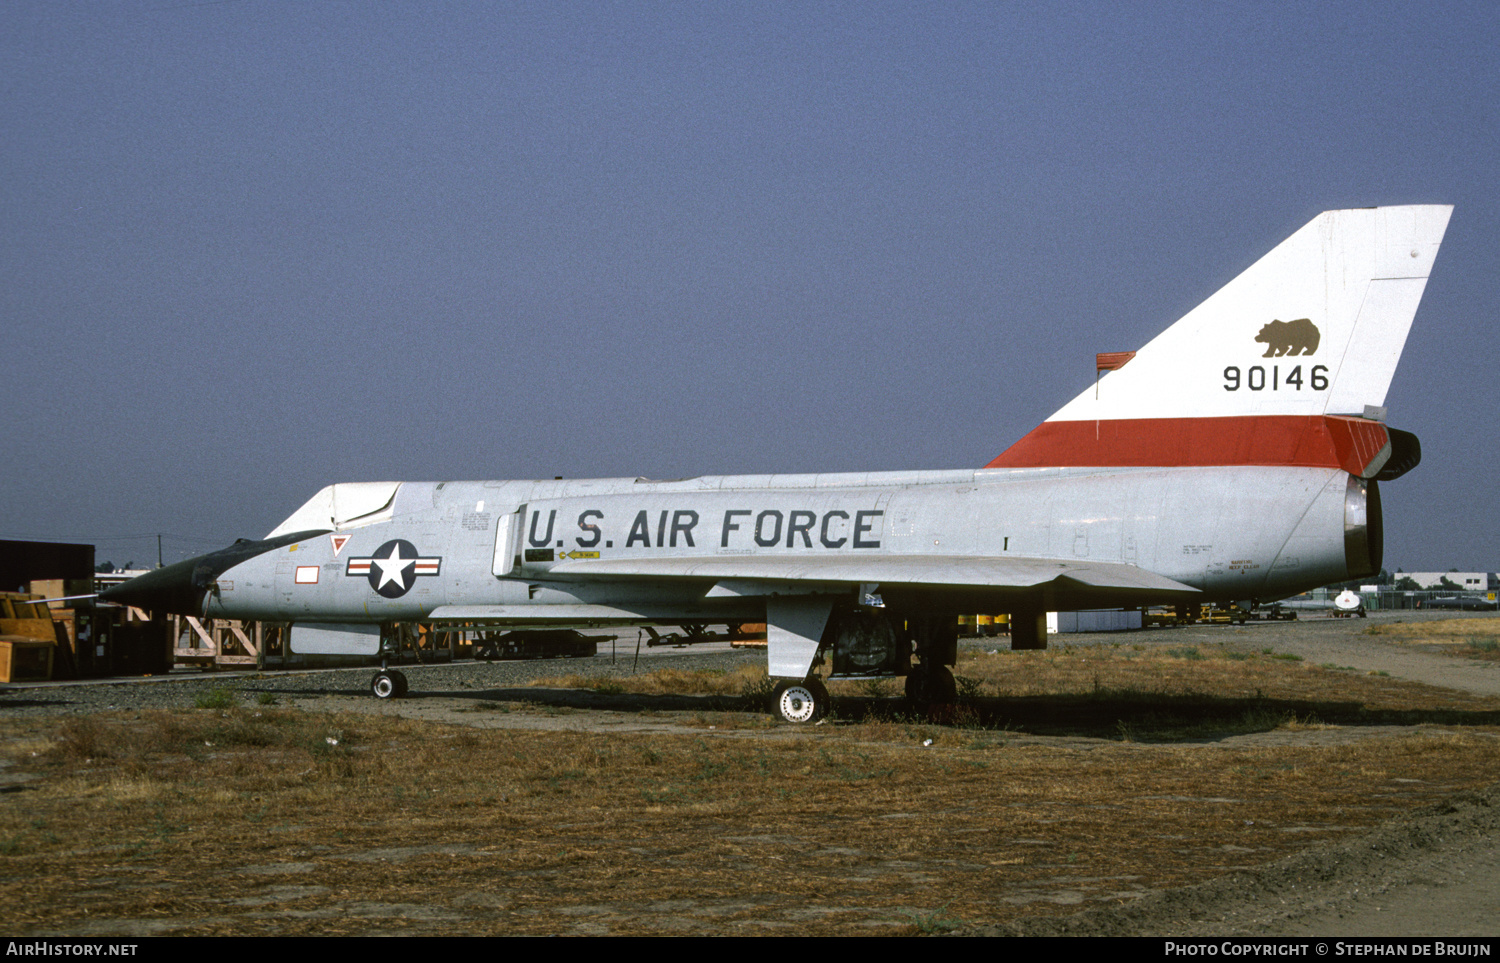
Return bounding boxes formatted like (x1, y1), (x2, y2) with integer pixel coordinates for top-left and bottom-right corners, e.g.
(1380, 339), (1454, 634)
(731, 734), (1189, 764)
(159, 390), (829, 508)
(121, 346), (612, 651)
(904, 663), (957, 707)
(771, 677), (831, 723)
(371, 668), (408, 699)
(902, 614), (958, 711)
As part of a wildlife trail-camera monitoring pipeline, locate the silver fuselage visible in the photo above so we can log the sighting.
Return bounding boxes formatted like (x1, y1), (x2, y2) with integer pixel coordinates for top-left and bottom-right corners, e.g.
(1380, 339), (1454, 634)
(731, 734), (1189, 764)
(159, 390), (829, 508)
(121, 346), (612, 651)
(204, 465), (1366, 624)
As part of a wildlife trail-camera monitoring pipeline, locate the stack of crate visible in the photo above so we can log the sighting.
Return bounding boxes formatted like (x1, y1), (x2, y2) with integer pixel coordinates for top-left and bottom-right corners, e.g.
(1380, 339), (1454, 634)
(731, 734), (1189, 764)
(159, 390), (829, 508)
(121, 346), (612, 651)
(0, 594), (62, 682)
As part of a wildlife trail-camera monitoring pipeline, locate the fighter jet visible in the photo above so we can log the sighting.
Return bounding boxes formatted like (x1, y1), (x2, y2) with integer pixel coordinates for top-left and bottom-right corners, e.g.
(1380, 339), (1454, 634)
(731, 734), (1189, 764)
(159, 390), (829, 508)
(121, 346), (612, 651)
(102, 205), (1452, 722)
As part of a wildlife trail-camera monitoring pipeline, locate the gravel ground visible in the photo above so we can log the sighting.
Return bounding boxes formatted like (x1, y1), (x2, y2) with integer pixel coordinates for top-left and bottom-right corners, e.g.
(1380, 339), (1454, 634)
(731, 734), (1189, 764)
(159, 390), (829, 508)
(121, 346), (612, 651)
(0, 639), (764, 717)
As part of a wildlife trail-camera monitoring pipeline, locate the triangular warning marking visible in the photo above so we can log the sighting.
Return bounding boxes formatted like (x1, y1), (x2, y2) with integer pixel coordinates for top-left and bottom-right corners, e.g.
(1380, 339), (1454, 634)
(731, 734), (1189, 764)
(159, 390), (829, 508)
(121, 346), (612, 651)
(330, 534), (351, 557)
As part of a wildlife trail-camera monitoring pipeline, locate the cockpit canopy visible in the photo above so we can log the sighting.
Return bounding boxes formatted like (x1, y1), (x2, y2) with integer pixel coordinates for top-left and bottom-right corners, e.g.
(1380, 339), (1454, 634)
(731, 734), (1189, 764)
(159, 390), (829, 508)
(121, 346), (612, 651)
(265, 482), (402, 537)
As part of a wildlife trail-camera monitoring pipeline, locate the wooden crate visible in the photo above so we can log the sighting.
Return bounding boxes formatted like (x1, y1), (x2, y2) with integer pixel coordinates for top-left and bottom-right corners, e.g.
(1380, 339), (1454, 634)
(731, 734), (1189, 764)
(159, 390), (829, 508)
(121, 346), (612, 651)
(0, 638), (54, 682)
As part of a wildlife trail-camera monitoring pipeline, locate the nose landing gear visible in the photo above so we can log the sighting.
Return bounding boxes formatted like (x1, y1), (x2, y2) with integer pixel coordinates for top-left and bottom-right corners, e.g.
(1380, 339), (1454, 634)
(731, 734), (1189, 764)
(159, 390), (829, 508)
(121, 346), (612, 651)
(371, 669), (408, 699)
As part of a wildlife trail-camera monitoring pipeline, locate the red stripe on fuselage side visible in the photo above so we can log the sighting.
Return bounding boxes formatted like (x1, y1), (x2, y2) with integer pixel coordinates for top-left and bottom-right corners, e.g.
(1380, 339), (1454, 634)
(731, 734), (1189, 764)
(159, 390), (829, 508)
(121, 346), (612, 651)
(985, 415), (1389, 476)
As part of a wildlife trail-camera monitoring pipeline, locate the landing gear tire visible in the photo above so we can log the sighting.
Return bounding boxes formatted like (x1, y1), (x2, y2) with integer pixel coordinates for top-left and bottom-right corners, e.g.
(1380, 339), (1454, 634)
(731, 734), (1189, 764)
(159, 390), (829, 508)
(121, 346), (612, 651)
(371, 670), (406, 700)
(771, 678), (829, 723)
(928, 665), (957, 704)
(905, 665), (957, 708)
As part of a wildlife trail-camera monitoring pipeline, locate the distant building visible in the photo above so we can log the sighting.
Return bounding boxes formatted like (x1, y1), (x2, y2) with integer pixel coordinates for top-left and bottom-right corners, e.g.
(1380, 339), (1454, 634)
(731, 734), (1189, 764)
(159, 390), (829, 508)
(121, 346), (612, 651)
(1397, 572), (1497, 592)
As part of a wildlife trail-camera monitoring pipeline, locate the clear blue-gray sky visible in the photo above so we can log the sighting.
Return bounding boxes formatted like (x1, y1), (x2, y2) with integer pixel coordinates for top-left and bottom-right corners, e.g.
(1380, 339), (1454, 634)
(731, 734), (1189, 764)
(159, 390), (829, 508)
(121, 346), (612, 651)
(3, 1), (1496, 572)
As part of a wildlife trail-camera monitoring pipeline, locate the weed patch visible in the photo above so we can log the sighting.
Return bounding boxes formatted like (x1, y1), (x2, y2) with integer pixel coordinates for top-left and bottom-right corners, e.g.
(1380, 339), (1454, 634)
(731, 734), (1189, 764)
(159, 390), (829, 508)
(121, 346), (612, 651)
(193, 687), (236, 710)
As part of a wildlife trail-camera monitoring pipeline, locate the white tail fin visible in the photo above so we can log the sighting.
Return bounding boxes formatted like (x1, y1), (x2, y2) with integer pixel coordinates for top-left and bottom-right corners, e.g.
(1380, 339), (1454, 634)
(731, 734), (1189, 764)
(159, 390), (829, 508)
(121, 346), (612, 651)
(988, 205), (1452, 474)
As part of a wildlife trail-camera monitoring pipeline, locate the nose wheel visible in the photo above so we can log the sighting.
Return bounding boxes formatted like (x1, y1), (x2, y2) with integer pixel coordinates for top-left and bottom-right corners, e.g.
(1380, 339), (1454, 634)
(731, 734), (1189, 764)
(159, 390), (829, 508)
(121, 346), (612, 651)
(371, 669), (408, 699)
(771, 678), (830, 723)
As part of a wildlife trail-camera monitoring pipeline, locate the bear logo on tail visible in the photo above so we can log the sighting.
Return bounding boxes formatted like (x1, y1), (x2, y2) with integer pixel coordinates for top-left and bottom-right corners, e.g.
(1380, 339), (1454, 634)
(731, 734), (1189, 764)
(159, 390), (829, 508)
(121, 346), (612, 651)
(1254, 318), (1320, 357)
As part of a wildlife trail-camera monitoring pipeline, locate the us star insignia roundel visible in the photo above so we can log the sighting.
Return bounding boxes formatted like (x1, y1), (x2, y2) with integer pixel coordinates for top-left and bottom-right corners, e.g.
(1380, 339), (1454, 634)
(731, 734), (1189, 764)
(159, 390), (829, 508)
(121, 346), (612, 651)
(345, 539), (441, 598)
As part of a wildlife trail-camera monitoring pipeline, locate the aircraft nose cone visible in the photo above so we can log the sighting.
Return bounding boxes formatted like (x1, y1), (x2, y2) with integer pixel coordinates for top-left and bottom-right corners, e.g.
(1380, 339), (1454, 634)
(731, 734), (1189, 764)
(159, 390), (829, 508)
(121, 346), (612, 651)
(98, 557), (212, 616)
(95, 529), (332, 618)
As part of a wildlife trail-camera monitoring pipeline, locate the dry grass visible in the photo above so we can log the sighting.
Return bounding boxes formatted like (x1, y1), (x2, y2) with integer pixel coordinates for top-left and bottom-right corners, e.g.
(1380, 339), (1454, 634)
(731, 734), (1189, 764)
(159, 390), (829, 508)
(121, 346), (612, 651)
(1362, 616), (1500, 639)
(2, 647), (1499, 936)
(536, 643), (1500, 738)
(530, 663), (770, 697)
(1361, 617), (1500, 660)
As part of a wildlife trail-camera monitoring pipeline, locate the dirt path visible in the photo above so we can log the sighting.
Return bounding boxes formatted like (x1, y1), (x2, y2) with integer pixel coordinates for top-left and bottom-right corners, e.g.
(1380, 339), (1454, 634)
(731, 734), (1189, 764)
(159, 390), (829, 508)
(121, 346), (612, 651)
(967, 780), (1500, 938)
(1239, 615), (1500, 698)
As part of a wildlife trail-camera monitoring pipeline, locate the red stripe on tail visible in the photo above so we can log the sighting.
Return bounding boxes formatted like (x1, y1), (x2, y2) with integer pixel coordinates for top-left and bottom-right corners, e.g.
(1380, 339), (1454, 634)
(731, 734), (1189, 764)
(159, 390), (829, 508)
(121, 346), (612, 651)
(986, 415), (1389, 476)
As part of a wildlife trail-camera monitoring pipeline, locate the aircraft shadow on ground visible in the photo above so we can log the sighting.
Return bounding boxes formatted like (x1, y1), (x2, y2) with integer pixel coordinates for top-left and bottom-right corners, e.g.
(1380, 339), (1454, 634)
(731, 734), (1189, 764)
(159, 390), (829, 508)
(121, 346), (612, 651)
(853, 693), (1500, 741)
(245, 682), (1500, 742)
(257, 683), (753, 715)
(0, 699), (79, 711)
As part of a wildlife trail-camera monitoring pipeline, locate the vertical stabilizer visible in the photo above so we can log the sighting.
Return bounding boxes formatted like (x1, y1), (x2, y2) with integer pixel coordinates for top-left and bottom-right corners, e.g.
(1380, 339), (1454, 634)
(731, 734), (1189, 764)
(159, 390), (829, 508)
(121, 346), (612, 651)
(987, 205), (1451, 476)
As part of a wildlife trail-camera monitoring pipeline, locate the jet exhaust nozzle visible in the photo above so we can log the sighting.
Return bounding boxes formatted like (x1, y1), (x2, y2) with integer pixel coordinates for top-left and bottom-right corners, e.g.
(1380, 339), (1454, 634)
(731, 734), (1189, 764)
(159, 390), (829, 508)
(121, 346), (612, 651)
(1344, 476), (1383, 580)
